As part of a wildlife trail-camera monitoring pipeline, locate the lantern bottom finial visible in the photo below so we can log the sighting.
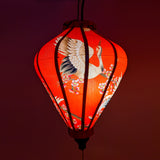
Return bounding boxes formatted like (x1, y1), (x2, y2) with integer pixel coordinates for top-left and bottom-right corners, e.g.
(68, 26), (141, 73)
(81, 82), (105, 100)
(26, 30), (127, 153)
(75, 138), (89, 150)
(68, 128), (94, 150)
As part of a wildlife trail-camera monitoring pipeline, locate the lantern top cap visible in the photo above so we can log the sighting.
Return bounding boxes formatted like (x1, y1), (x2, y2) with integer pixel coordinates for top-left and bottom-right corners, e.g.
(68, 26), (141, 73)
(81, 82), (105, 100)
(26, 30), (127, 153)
(63, 20), (96, 30)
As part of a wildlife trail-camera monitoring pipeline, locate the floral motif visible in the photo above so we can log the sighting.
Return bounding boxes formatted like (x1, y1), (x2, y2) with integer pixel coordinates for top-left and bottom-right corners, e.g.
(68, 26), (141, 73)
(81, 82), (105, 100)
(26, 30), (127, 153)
(98, 82), (107, 94)
(98, 64), (122, 95)
(109, 64), (114, 70)
(77, 125), (81, 129)
(54, 96), (82, 128)
(88, 116), (92, 120)
(65, 112), (69, 118)
(61, 73), (84, 94)
(96, 72), (122, 120)
(62, 74), (71, 88)
(78, 78), (84, 83)
(73, 119), (77, 124)
(55, 96), (64, 104)
(69, 79), (80, 94)
(110, 74), (122, 93)
(102, 68), (112, 79)
(71, 79), (79, 87)
(96, 94), (112, 118)
(61, 104), (67, 111)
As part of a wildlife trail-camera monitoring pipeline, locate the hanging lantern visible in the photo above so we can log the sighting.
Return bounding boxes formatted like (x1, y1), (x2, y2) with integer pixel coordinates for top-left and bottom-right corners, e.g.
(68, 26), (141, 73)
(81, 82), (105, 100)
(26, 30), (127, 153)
(34, 20), (127, 150)
(34, 0), (127, 151)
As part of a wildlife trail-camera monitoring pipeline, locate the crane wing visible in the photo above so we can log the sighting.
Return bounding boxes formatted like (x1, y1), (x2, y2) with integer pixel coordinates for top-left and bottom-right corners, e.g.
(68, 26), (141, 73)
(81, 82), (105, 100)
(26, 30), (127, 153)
(55, 36), (94, 76)
(57, 36), (94, 58)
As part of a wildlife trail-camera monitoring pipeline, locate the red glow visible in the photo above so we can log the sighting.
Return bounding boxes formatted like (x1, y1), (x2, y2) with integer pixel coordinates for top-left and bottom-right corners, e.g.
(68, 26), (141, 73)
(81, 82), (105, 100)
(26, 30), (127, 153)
(34, 27), (127, 131)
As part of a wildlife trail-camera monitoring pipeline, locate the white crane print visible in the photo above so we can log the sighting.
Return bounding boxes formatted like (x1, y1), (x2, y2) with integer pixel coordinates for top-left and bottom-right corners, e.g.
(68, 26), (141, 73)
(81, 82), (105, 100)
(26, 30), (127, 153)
(55, 36), (104, 79)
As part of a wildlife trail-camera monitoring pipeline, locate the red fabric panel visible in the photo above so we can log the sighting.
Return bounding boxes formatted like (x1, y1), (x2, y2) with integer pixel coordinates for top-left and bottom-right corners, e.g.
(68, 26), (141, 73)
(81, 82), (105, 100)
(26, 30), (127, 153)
(34, 27), (127, 130)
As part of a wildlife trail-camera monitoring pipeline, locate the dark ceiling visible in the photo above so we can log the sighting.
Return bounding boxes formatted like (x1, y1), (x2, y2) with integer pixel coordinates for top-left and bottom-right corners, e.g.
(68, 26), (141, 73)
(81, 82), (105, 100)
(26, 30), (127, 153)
(0, 0), (160, 160)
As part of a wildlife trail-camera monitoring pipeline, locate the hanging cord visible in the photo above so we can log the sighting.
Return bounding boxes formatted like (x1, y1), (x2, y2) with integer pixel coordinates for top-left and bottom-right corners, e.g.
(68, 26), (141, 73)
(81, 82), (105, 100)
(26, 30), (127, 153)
(77, 0), (80, 20)
(81, 0), (85, 21)
(77, 0), (85, 21)
(82, 150), (84, 160)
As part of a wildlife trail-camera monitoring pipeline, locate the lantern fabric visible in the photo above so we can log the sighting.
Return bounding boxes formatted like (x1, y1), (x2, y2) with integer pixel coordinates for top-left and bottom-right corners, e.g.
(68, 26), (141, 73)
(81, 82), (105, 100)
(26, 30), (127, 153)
(34, 24), (127, 131)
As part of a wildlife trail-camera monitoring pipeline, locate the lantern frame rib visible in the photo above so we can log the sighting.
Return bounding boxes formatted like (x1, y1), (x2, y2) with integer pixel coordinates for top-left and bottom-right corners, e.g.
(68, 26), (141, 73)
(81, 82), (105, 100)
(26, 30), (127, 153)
(35, 53), (69, 126)
(87, 40), (118, 130)
(80, 25), (89, 131)
(54, 27), (75, 130)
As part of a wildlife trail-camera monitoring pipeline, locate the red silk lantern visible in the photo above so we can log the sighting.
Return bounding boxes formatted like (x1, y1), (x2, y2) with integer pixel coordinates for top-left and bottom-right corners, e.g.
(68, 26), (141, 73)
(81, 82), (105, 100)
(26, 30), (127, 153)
(34, 20), (127, 150)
